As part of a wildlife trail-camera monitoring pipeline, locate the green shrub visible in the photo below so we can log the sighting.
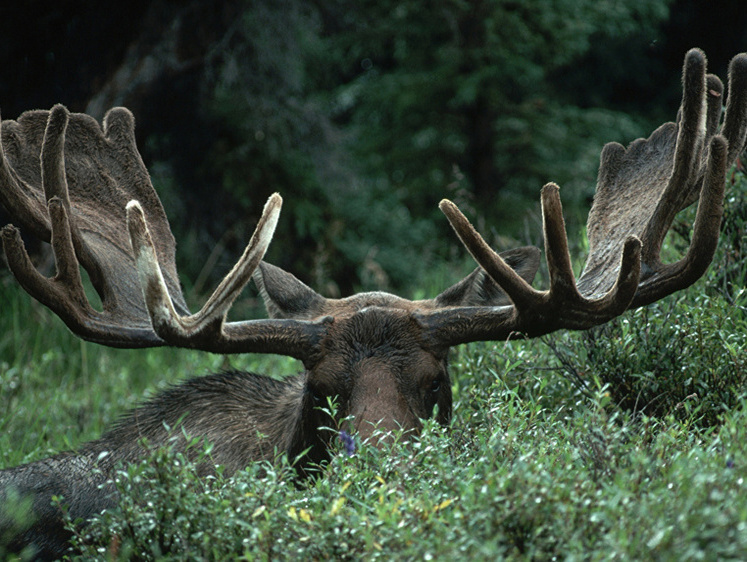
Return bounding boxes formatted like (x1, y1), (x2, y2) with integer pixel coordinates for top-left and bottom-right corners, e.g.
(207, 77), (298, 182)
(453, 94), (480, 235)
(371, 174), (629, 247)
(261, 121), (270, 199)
(61, 386), (747, 560)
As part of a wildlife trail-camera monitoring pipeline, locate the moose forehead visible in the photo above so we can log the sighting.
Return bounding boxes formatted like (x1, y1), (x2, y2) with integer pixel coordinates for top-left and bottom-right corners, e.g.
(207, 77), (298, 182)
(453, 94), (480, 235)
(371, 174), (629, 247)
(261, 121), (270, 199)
(322, 303), (435, 355)
(311, 304), (447, 382)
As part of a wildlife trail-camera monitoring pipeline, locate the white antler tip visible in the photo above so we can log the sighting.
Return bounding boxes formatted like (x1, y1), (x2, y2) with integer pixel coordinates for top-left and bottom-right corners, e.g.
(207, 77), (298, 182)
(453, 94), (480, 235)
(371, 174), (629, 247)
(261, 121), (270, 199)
(264, 193), (283, 214)
(126, 200), (142, 212)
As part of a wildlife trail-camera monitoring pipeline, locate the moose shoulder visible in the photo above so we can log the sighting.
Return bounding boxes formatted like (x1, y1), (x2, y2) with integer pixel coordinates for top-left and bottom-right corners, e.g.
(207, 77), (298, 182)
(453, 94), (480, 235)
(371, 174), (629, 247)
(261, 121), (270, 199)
(1, 48), (746, 560)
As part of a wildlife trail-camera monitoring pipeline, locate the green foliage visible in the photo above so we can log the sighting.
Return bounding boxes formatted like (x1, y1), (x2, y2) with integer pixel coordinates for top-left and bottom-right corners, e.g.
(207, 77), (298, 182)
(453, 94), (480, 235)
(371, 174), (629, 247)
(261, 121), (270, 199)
(62, 390), (747, 560)
(553, 295), (746, 427)
(326, 0), (672, 222)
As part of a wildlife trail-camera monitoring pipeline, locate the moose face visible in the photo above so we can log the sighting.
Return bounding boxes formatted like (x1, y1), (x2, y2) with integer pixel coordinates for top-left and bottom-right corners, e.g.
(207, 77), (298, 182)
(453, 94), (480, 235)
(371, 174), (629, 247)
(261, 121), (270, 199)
(305, 307), (452, 442)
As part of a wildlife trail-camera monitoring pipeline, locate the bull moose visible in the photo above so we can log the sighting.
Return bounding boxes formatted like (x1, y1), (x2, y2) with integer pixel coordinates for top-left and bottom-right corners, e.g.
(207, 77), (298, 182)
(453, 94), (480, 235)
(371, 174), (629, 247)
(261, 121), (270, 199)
(1, 48), (746, 559)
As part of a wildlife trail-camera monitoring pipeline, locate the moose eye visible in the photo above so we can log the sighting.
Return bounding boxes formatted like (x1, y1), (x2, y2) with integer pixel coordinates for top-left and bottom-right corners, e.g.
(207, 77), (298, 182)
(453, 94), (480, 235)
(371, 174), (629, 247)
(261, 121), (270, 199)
(430, 378), (441, 393)
(307, 384), (325, 406)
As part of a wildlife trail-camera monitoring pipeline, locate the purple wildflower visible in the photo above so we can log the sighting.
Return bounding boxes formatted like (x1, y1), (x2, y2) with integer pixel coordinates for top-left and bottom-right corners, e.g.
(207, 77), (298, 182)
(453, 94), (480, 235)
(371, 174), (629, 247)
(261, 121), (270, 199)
(727, 458), (735, 469)
(339, 430), (356, 456)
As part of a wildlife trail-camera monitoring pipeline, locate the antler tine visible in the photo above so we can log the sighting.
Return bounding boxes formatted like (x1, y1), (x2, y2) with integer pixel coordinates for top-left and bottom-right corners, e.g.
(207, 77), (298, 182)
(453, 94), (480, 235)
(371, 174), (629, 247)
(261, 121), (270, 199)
(1, 200), (83, 313)
(542, 183), (643, 315)
(188, 193), (282, 326)
(40, 106), (72, 206)
(722, 53), (747, 164)
(640, 49), (709, 265)
(632, 134), (727, 307)
(541, 183), (580, 300)
(438, 198), (538, 310)
(128, 193), (282, 347)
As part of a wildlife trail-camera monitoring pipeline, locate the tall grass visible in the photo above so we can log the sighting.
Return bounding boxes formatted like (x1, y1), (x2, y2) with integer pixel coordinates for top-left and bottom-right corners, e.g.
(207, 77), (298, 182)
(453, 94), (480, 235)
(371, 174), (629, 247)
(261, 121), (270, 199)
(1, 170), (746, 560)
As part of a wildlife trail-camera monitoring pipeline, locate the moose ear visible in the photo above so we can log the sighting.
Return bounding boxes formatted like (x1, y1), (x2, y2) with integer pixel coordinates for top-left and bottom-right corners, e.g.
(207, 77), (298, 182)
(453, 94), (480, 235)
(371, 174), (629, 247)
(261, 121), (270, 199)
(433, 246), (541, 307)
(253, 262), (328, 319)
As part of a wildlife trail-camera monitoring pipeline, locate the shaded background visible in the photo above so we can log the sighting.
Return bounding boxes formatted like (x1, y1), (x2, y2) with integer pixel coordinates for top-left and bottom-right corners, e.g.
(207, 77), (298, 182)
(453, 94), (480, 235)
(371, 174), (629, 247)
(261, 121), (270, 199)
(1, 0), (745, 299)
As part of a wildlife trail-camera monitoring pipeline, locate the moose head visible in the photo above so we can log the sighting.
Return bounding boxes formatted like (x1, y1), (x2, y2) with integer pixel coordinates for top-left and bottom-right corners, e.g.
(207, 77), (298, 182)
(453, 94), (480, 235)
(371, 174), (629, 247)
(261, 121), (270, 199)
(1, 48), (746, 558)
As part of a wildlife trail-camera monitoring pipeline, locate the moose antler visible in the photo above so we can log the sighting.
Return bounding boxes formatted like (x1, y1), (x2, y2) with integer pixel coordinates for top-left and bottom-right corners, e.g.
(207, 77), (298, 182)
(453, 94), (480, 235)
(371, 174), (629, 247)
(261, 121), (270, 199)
(0, 105), (325, 358)
(0, 105), (184, 346)
(423, 49), (747, 346)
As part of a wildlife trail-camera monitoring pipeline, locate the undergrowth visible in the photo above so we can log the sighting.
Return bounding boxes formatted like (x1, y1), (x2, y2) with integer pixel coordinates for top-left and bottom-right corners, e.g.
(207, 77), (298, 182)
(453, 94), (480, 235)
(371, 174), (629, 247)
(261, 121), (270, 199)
(62, 389), (747, 560)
